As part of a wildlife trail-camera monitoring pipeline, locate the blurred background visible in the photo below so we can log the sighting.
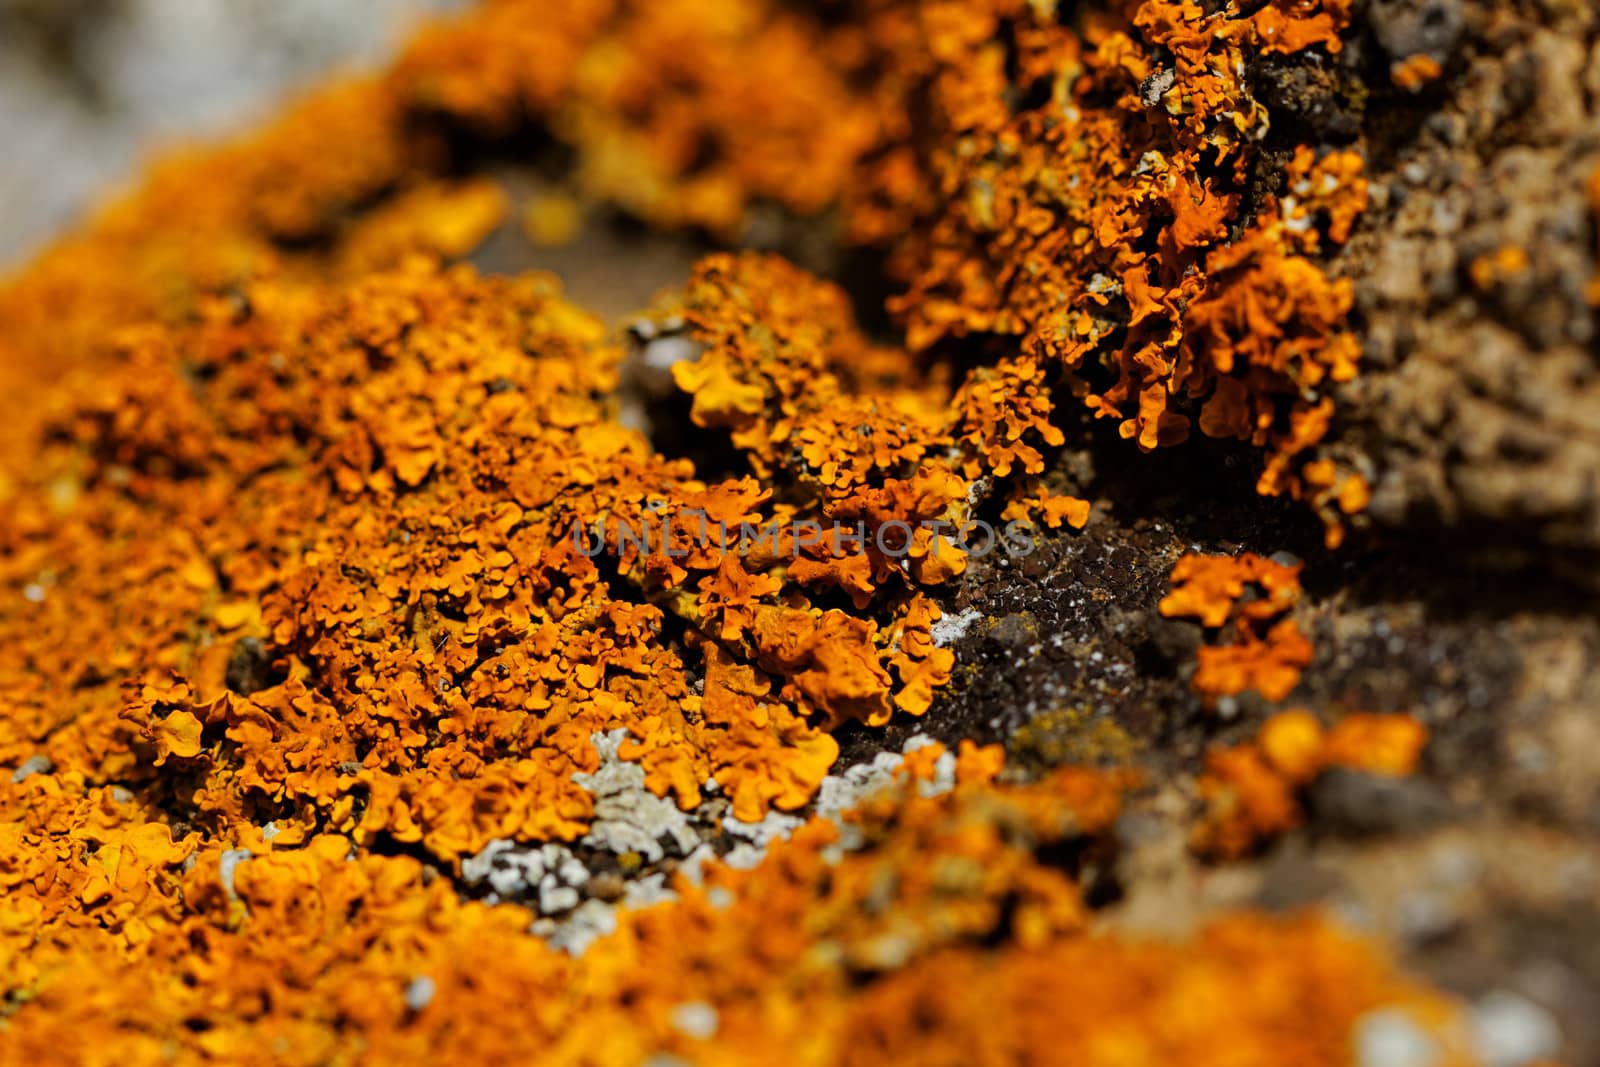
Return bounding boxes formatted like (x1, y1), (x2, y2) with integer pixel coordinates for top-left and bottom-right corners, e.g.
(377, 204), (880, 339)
(0, 0), (454, 267)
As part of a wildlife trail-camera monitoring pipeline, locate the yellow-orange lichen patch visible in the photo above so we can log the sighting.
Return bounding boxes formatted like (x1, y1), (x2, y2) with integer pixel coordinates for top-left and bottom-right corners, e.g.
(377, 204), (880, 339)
(5, 228), (1092, 877)
(1391, 53), (1443, 91)
(390, 0), (885, 237)
(875, 0), (1369, 543)
(668, 252), (1074, 618)
(0, 0), (1372, 550)
(5, 256), (969, 870)
(1161, 552), (1313, 706)
(1193, 709), (1429, 858)
(0, 1), (1479, 1061)
(1250, 0), (1352, 55)
(0, 735), (1470, 1067)
(1469, 245), (1532, 294)
(335, 178), (509, 277)
(521, 191), (585, 248)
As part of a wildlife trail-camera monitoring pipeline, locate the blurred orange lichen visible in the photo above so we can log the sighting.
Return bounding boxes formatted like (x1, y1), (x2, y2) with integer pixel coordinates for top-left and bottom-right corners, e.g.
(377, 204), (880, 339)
(1390, 54), (1443, 91)
(0, 740), (1471, 1066)
(1193, 709), (1429, 858)
(521, 192), (584, 248)
(1469, 246), (1532, 293)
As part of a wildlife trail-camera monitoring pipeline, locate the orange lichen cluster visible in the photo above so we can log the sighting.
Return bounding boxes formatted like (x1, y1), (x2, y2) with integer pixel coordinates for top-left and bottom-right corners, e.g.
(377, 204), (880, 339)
(391, 0), (888, 236)
(674, 253), (1085, 599)
(0, 0), (1472, 1061)
(1192, 709), (1429, 858)
(1469, 245), (1533, 294)
(1160, 552), (1315, 706)
(1391, 54), (1444, 91)
(0, 0), (1371, 541)
(0, 730), (1472, 1066)
(3, 252), (1049, 866)
(868, 0), (1371, 544)
(0, 0), (869, 454)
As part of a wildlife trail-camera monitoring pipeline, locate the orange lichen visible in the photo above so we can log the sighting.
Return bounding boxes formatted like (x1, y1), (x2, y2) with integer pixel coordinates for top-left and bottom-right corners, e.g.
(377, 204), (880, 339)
(1002, 487), (1092, 532)
(0, 736), (1471, 1066)
(1250, 0), (1351, 55)
(1469, 245), (1532, 293)
(390, 0), (885, 236)
(0, 0), (1476, 1061)
(335, 177), (509, 276)
(874, 0), (1368, 543)
(0, 0), (1370, 544)
(1391, 53), (1443, 91)
(1161, 552), (1314, 706)
(521, 191), (584, 248)
(1193, 709), (1429, 858)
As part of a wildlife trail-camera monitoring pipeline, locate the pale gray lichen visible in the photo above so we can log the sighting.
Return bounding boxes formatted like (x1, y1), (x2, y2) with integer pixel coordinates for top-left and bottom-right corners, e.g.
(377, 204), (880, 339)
(721, 845), (767, 871)
(814, 750), (904, 854)
(1354, 1009), (1443, 1067)
(1470, 991), (1560, 1067)
(10, 754), (52, 783)
(720, 808), (804, 870)
(668, 1001), (719, 1041)
(675, 843), (718, 887)
(722, 808), (803, 849)
(536, 899), (619, 956)
(404, 975), (437, 1012)
(574, 729), (701, 863)
(640, 334), (701, 373)
(816, 750), (904, 824)
(461, 839), (590, 914)
(219, 848), (253, 902)
(622, 871), (677, 909)
(930, 607), (983, 648)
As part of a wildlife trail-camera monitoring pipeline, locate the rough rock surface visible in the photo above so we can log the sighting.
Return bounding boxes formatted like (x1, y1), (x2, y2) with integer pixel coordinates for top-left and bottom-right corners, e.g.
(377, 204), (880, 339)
(1333, 0), (1600, 559)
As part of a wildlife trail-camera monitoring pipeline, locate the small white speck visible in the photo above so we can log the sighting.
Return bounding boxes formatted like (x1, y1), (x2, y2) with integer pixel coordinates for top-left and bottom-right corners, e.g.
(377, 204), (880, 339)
(1471, 991), (1560, 1067)
(22, 584), (46, 603)
(10, 755), (52, 783)
(404, 975), (436, 1012)
(669, 1002), (719, 1041)
(641, 336), (701, 372)
(1355, 1009), (1442, 1067)
(219, 849), (253, 901)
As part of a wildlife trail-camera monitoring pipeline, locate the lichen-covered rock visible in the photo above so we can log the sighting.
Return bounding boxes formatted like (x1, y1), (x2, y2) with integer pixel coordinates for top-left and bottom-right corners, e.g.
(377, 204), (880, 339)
(0, 0), (1592, 1062)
